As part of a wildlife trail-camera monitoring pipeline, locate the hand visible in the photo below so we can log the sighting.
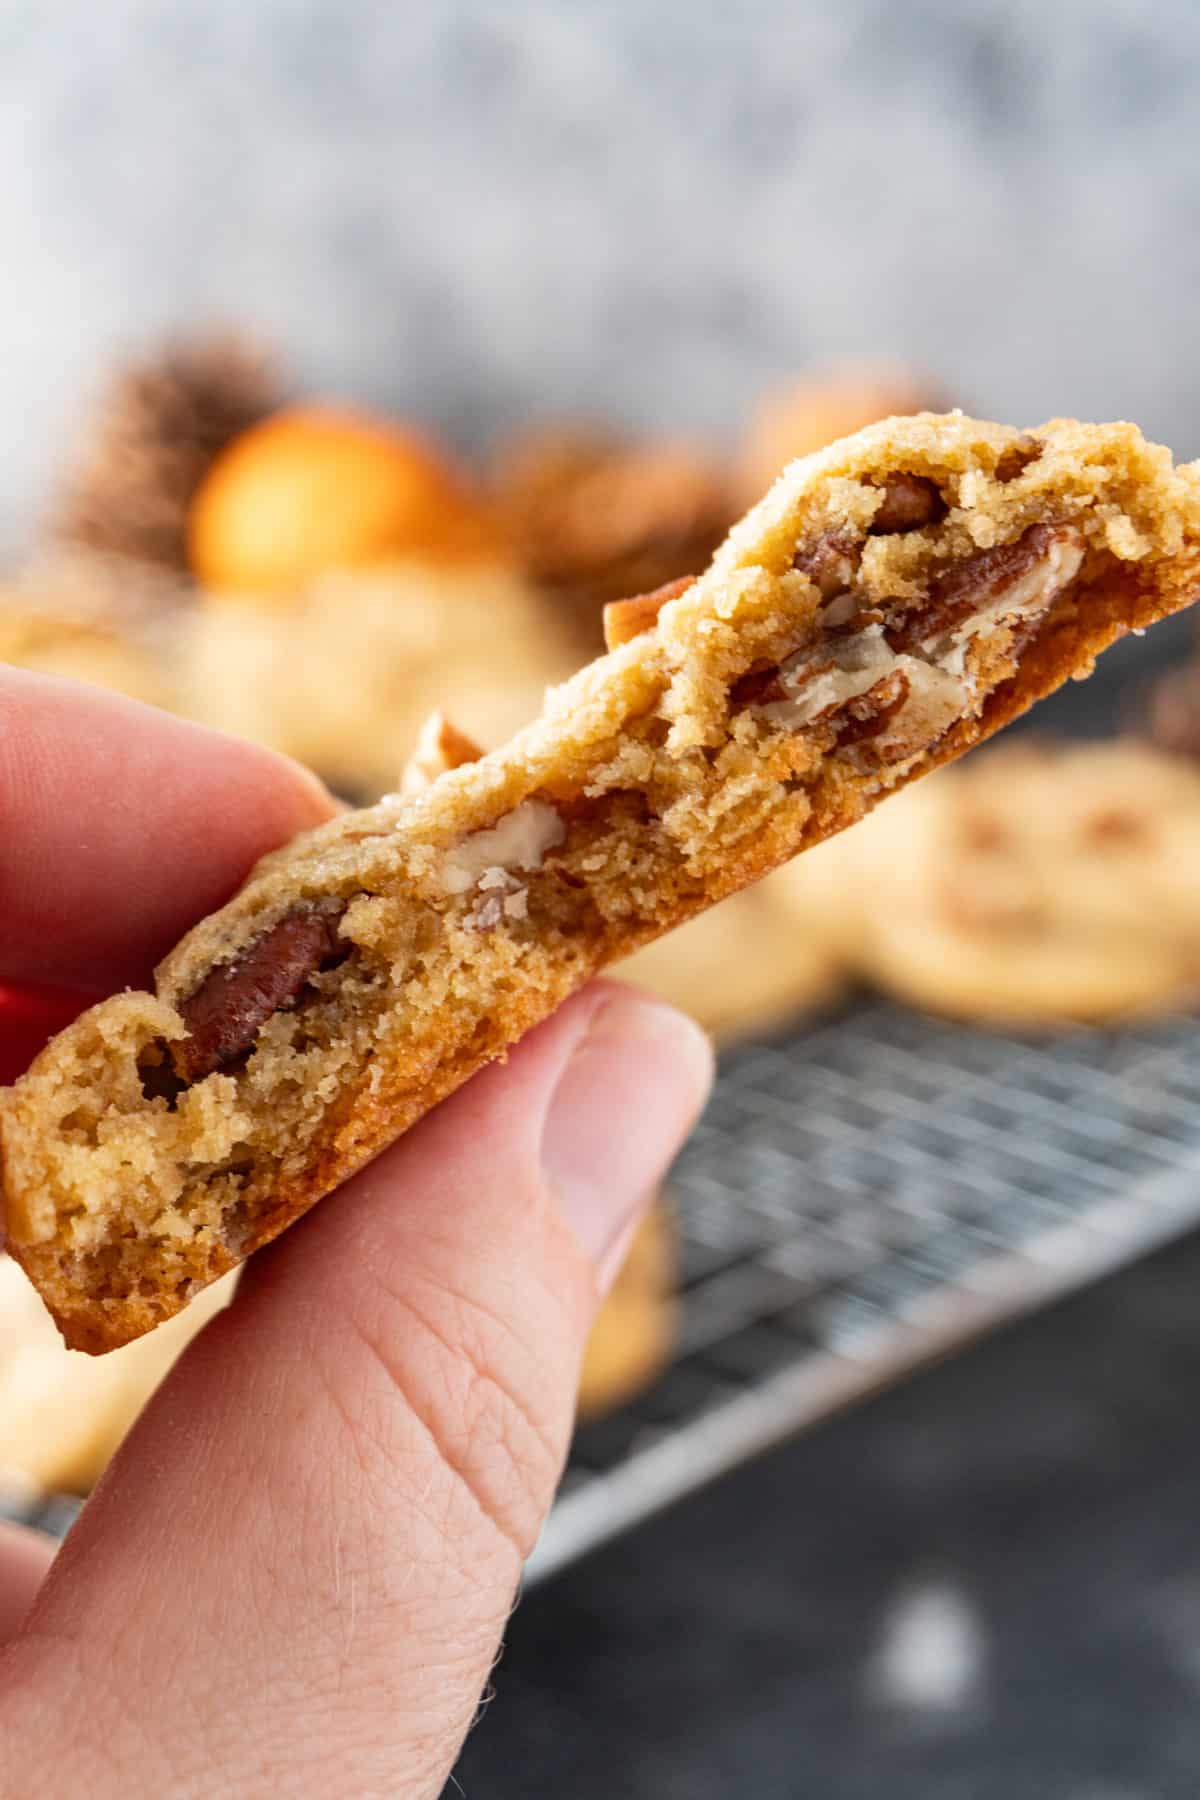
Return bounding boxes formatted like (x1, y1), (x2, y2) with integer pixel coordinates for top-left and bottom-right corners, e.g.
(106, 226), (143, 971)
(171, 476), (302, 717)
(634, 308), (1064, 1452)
(0, 671), (712, 1796)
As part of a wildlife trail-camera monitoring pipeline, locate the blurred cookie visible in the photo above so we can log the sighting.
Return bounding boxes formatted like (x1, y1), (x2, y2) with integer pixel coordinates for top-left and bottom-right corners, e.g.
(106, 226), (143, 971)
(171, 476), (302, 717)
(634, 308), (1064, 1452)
(0, 1255), (235, 1494)
(183, 557), (578, 799)
(0, 558), (181, 710)
(493, 427), (733, 649)
(839, 740), (1200, 1026)
(577, 1206), (677, 1419)
(617, 870), (844, 1043)
(737, 360), (941, 502)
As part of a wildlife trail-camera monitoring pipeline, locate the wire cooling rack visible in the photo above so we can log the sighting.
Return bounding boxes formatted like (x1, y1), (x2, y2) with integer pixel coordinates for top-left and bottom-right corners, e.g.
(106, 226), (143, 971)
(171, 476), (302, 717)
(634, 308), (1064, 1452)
(529, 998), (1200, 1582)
(8, 999), (1200, 1576)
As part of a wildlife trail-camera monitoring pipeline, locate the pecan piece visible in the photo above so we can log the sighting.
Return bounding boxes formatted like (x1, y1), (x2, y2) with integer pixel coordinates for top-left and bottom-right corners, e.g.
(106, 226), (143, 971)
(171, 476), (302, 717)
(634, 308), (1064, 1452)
(401, 711), (484, 795)
(465, 893), (506, 933)
(730, 662), (787, 708)
(869, 473), (946, 534)
(603, 575), (696, 650)
(888, 522), (1081, 653)
(834, 670), (911, 746)
(172, 902), (348, 1082)
(792, 530), (859, 597)
(823, 604), (884, 639)
(994, 436), (1043, 483)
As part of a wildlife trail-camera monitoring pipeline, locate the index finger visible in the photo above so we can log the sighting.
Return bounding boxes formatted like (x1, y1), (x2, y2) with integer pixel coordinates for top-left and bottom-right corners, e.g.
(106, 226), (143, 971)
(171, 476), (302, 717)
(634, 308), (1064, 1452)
(0, 669), (335, 991)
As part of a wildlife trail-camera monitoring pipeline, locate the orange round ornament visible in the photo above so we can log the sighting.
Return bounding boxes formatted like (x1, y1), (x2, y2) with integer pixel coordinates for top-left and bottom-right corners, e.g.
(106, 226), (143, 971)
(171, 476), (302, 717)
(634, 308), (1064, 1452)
(188, 405), (491, 598)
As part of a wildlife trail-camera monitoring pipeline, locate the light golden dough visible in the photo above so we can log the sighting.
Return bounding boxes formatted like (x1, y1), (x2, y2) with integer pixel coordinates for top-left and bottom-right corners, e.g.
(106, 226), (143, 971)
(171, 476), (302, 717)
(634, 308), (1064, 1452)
(399, 705), (845, 1041)
(7, 412), (1200, 1351)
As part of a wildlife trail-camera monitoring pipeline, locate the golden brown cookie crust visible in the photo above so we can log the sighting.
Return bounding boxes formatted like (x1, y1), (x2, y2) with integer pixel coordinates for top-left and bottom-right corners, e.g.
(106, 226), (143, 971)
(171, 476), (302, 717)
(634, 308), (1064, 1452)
(6, 412), (1200, 1351)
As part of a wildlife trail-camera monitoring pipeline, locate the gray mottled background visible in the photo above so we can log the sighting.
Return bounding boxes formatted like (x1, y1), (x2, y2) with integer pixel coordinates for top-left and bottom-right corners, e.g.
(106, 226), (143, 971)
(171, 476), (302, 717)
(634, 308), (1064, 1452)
(3, 0), (1200, 543)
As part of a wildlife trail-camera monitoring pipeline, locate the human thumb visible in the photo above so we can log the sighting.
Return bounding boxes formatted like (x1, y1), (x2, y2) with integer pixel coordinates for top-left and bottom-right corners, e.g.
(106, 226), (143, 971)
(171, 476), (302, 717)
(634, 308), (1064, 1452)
(3, 981), (712, 1798)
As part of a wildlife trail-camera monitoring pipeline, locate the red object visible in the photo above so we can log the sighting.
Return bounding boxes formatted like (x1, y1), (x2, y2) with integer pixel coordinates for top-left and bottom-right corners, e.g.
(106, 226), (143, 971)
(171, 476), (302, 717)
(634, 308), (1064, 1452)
(0, 982), (95, 1084)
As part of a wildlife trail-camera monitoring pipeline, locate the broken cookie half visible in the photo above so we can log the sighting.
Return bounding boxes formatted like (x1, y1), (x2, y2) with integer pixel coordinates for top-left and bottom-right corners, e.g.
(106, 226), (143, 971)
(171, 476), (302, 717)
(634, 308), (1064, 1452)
(6, 411), (1200, 1352)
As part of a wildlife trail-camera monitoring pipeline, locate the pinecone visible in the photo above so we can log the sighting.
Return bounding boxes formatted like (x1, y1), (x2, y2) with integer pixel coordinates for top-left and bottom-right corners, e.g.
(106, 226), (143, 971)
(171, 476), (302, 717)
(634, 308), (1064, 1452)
(47, 332), (284, 574)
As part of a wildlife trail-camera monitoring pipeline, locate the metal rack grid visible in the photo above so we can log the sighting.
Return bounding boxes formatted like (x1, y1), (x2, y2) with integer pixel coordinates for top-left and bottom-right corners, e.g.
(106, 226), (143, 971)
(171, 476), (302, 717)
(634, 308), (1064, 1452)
(8, 999), (1200, 1579)
(528, 999), (1200, 1582)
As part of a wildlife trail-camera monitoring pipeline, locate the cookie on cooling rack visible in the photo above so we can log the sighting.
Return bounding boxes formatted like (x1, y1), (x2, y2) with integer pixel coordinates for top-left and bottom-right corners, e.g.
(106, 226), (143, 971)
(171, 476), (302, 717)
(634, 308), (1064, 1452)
(0, 559), (183, 712)
(577, 1206), (677, 1419)
(618, 877), (844, 1042)
(836, 739), (1200, 1026)
(0, 1255), (236, 1494)
(9, 411), (1200, 1351)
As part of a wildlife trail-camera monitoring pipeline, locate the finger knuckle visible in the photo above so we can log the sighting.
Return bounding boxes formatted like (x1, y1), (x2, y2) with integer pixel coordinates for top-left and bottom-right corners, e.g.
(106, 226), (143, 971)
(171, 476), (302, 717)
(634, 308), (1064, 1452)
(350, 1268), (572, 1564)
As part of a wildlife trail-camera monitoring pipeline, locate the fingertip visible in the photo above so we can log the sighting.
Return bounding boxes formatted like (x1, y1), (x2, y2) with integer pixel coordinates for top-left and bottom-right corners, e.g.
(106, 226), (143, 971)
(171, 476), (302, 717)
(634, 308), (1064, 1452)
(258, 749), (340, 830)
(0, 673), (339, 989)
(538, 983), (713, 1267)
(0, 1520), (56, 1642)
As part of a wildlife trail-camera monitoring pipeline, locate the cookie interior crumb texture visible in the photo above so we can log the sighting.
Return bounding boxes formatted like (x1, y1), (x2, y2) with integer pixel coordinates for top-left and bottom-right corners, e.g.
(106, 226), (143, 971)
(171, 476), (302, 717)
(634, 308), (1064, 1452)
(398, 696), (847, 1042)
(6, 412), (1200, 1351)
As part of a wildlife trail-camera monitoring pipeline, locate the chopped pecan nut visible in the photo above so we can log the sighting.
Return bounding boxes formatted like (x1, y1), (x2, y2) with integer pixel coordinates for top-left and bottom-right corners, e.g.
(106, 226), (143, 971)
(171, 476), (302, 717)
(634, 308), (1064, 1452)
(730, 662), (787, 708)
(824, 605), (884, 639)
(994, 437), (1043, 483)
(792, 531), (859, 597)
(888, 522), (1082, 653)
(465, 893), (506, 932)
(401, 711), (484, 795)
(172, 902), (348, 1082)
(869, 473), (946, 535)
(935, 522), (1068, 611)
(603, 575), (696, 650)
(834, 670), (911, 746)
